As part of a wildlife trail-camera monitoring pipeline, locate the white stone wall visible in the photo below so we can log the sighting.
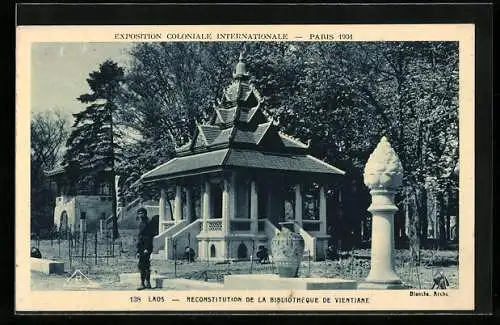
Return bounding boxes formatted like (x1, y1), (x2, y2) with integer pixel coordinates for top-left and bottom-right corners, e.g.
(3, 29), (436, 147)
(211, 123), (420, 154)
(53, 195), (112, 232)
(197, 239), (227, 261)
(170, 220), (202, 260)
(53, 196), (76, 231)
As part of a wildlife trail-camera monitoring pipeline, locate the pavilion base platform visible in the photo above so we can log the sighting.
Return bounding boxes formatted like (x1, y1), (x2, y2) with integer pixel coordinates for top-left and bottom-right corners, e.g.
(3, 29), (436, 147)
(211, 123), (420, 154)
(223, 274), (357, 290)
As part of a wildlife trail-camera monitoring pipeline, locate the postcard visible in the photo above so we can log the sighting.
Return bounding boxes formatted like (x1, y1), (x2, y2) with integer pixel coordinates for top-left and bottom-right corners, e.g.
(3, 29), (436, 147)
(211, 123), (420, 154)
(16, 23), (475, 312)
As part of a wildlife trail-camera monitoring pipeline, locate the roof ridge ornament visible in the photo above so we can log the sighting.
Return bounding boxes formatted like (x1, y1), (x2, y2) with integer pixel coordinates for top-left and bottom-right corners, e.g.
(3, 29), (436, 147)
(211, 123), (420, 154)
(233, 50), (250, 80)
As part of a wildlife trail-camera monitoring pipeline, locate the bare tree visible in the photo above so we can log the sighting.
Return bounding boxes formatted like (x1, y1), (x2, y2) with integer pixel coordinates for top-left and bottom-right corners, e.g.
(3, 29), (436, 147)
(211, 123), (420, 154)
(31, 109), (70, 171)
(31, 109), (70, 231)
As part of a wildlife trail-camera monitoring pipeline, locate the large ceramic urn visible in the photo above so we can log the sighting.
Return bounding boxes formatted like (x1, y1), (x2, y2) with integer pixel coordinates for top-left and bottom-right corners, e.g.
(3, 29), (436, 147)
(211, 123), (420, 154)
(270, 227), (305, 278)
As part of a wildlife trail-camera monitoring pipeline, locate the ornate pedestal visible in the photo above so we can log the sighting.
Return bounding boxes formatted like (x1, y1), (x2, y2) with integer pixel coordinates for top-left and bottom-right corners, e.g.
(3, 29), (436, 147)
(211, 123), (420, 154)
(359, 136), (406, 289)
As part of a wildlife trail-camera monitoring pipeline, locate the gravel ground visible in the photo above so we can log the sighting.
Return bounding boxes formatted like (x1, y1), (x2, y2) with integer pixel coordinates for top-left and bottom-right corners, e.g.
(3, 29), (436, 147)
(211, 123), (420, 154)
(30, 234), (458, 291)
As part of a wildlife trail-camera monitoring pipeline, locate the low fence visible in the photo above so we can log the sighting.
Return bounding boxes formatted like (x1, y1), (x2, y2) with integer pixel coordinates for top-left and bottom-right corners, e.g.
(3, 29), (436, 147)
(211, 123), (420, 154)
(32, 226), (122, 269)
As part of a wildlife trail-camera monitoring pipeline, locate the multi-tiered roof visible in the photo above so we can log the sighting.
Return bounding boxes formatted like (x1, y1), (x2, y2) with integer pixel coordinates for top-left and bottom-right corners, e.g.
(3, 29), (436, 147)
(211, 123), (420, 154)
(141, 53), (344, 182)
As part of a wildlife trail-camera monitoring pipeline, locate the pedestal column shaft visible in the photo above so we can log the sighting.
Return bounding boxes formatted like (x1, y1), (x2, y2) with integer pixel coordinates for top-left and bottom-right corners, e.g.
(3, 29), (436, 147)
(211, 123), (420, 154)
(365, 190), (400, 284)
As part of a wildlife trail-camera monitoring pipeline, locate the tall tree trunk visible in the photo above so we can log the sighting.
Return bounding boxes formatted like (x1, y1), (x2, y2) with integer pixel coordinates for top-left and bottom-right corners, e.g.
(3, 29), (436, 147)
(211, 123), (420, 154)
(409, 186), (421, 265)
(444, 190), (450, 242)
(436, 190), (446, 249)
(416, 185), (428, 248)
(109, 104), (120, 240)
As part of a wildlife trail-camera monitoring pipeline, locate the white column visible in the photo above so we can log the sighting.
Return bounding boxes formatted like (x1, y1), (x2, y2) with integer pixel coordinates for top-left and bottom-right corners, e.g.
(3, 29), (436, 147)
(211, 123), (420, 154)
(230, 173), (236, 222)
(222, 178), (230, 234)
(250, 179), (258, 234)
(159, 188), (166, 231)
(319, 185), (327, 234)
(202, 181), (211, 232)
(185, 187), (192, 222)
(362, 136), (403, 287)
(365, 190), (400, 283)
(294, 183), (302, 227)
(174, 185), (182, 223)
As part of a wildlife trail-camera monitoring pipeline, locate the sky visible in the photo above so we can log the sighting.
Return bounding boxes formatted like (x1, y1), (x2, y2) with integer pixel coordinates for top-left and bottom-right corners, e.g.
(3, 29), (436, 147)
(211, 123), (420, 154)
(31, 43), (133, 117)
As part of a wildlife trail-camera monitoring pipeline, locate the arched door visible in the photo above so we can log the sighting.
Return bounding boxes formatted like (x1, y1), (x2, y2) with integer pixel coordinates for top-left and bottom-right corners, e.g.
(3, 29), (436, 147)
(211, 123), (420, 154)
(60, 211), (68, 234)
(237, 243), (247, 259)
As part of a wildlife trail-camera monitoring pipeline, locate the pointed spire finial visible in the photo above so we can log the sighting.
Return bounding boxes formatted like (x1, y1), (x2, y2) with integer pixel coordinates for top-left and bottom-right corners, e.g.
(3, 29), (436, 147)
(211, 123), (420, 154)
(233, 49), (250, 79)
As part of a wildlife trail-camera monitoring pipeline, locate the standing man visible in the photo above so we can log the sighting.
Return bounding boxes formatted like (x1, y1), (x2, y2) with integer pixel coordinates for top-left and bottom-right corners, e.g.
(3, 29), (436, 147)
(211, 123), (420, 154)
(136, 207), (153, 290)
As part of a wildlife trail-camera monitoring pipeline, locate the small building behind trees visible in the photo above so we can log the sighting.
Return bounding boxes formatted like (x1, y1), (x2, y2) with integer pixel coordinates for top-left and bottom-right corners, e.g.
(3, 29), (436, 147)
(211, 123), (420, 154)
(45, 166), (114, 234)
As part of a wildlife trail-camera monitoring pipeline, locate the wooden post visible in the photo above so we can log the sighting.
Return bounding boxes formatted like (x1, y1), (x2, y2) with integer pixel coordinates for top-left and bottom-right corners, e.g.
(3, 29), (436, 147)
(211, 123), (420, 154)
(85, 219), (88, 258)
(80, 218), (84, 241)
(173, 239), (177, 278)
(106, 229), (109, 265)
(81, 228), (85, 263)
(68, 228), (72, 268)
(95, 231), (98, 265)
(250, 241), (255, 274)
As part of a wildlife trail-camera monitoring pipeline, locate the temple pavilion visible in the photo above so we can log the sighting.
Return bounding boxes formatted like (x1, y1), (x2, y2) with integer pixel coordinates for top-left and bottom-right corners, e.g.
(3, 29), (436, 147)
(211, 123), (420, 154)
(140, 53), (345, 261)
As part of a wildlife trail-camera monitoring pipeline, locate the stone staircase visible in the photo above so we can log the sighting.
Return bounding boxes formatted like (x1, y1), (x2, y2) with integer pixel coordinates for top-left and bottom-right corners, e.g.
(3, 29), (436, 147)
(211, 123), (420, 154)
(150, 219), (189, 257)
(151, 219), (202, 260)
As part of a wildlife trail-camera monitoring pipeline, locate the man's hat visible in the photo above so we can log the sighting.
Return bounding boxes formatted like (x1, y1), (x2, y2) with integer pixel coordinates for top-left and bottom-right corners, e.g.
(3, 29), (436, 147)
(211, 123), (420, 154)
(137, 207), (147, 215)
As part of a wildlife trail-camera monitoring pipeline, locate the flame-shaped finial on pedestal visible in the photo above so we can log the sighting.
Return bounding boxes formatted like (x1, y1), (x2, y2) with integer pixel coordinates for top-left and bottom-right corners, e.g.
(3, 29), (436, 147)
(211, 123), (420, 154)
(359, 136), (405, 288)
(364, 136), (403, 190)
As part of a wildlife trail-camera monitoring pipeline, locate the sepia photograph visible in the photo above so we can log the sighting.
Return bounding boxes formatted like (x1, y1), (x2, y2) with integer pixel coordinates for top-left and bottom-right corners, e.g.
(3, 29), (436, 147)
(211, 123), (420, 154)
(15, 23), (477, 312)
